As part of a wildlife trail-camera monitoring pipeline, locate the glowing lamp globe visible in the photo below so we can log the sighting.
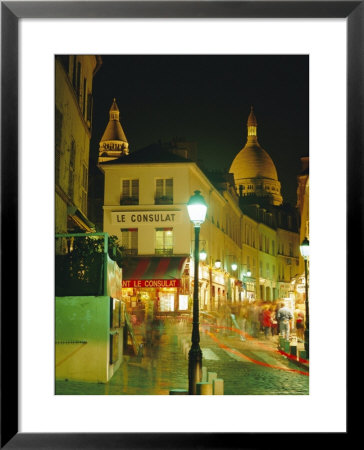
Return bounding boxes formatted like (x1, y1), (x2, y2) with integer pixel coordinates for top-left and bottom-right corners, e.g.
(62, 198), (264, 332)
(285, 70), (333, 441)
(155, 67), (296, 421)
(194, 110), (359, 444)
(246, 270), (251, 277)
(300, 237), (310, 260)
(231, 263), (238, 271)
(215, 260), (222, 269)
(199, 249), (207, 261)
(187, 190), (207, 226)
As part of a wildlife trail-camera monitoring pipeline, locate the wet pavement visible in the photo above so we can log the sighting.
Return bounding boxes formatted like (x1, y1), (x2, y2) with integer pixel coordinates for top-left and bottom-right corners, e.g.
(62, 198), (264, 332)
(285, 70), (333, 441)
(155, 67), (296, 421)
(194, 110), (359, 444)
(55, 320), (309, 395)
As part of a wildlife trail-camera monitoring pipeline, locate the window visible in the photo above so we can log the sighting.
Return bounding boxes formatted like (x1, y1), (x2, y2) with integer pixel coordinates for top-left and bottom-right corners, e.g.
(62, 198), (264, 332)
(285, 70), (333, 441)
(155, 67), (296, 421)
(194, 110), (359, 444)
(155, 178), (173, 204)
(86, 93), (93, 127)
(266, 263), (270, 278)
(82, 78), (87, 117)
(289, 242), (293, 257)
(271, 240), (275, 255)
(79, 164), (88, 214)
(121, 179), (139, 205)
(55, 107), (63, 185)
(121, 229), (138, 255)
(155, 228), (173, 255)
(82, 163), (88, 190)
(68, 139), (76, 199)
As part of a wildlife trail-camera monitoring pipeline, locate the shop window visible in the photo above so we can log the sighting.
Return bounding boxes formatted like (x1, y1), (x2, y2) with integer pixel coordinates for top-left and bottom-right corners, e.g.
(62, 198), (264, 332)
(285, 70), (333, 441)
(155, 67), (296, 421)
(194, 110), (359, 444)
(120, 179), (139, 205)
(155, 228), (173, 255)
(179, 295), (188, 310)
(155, 178), (173, 204)
(159, 293), (174, 312)
(121, 228), (138, 255)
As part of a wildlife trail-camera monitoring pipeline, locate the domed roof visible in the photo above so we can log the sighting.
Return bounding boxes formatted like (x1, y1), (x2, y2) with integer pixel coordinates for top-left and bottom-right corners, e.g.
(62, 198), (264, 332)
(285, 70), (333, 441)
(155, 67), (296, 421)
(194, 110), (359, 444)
(230, 143), (278, 181)
(100, 98), (128, 144)
(230, 107), (278, 181)
(100, 120), (127, 143)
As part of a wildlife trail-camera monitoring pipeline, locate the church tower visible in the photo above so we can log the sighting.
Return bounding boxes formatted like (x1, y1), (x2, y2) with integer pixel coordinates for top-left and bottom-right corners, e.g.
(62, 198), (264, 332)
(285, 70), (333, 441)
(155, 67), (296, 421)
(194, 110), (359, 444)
(98, 98), (129, 163)
(229, 107), (283, 206)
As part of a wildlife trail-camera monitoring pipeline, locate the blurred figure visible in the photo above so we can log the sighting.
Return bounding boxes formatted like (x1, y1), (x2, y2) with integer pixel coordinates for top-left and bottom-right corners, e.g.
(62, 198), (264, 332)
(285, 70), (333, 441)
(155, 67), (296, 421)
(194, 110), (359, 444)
(270, 304), (278, 336)
(262, 305), (272, 339)
(250, 302), (260, 338)
(295, 309), (305, 341)
(277, 302), (293, 340)
(239, 302), (248, 338)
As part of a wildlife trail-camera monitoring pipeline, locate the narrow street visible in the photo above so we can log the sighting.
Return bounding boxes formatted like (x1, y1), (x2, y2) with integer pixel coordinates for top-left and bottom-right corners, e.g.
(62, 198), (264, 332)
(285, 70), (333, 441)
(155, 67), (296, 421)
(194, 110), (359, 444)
(56, 319), (309, 395)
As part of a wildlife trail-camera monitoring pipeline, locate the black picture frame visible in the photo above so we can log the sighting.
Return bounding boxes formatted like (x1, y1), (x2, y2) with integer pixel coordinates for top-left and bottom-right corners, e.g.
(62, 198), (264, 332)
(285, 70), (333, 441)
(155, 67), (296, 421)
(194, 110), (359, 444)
(1, 1), (356, 447)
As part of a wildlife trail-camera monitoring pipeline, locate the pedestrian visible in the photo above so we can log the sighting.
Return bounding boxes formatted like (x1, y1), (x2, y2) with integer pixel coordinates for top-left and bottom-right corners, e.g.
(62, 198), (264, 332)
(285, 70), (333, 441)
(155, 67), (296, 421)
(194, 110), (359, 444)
(262, 305), (272, 339)
(277, 302), (293, 340)
(270, 305), (278, 336)
(295, 309), (305, 341)
(250, 302), (260, 338)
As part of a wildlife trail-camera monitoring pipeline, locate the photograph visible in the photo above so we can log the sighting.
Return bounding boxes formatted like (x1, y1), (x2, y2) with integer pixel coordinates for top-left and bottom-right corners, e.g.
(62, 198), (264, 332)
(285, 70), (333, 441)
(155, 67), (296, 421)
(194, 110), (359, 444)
(55, 54), (310, 395)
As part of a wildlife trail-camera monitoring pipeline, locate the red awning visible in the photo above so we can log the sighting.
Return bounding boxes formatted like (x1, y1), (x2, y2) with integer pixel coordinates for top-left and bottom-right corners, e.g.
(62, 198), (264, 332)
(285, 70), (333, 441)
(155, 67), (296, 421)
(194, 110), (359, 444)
(122, 257), (188, 288)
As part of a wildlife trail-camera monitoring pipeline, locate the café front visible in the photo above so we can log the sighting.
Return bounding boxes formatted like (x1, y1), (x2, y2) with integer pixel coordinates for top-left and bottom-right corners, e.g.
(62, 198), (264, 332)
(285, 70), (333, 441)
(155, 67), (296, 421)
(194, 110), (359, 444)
(121, 256), (189, 318)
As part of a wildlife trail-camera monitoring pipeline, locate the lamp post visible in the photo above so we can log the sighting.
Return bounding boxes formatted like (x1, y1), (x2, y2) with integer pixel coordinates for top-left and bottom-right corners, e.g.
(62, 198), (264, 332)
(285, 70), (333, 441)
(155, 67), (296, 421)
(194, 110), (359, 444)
(187, 190), (207, 394)
(299, 237), (309, 359)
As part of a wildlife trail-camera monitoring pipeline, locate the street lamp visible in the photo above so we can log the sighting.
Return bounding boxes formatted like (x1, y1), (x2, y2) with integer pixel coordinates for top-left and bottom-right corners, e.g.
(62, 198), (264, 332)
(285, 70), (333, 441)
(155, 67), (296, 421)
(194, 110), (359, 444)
(299, 237), (309, 359)
(231, 263), (238, 271)
(214, 259), (222, 269)
(199, 249), (207, 262)
(187, 190), (207, 394)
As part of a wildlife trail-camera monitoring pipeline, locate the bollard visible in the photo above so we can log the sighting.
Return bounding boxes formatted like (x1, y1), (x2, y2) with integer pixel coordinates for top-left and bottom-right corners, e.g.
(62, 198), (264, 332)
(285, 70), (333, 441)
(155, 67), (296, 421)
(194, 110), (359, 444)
(299, 350), (308, 361)
(283, 340), (290, 354)
(196, 382), (213, 395)
(213, 378), (224, 395)
(201, 367), (207, 382)
(170, 389), (188, 395)
(207, 372), (217, 384)
(290, 344), (297, 358)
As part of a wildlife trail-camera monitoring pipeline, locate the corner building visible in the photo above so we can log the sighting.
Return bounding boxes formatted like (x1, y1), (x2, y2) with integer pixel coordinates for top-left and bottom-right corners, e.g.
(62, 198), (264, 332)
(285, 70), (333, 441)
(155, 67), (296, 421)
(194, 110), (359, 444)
(98, 101), (302, 317)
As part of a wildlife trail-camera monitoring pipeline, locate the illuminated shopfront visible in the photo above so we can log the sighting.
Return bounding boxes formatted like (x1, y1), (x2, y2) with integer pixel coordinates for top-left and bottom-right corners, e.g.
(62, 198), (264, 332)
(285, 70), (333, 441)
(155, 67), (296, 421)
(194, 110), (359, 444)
(121, 256), (188, 314)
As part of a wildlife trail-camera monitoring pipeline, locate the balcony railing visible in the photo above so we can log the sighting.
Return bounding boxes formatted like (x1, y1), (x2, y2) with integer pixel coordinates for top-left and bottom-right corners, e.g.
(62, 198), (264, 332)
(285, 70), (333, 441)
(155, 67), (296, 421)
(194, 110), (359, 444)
(120, 196), (139, 205)
(155, 196), (173, 205)
(155, 248), (173, 256)
(122, 248), (138, 256)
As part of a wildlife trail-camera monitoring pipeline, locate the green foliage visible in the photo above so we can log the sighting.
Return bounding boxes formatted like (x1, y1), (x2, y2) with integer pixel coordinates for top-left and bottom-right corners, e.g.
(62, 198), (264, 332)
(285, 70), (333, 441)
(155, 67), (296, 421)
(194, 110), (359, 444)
(68, 234), (124, 268)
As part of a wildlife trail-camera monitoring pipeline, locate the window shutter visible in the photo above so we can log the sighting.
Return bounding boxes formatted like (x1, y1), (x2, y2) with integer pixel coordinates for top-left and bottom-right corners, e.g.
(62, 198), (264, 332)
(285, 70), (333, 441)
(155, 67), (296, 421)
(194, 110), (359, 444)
(166, 178), (173, 197)
(156, 179), (163, 197)
(122, 180), (129, 197)
(132, 179), (139, 198)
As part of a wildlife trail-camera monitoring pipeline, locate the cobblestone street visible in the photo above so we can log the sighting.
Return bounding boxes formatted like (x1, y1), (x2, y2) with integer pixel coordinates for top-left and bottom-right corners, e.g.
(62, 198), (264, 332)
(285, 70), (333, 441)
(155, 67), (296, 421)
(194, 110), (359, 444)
(56, 320), (309, 395)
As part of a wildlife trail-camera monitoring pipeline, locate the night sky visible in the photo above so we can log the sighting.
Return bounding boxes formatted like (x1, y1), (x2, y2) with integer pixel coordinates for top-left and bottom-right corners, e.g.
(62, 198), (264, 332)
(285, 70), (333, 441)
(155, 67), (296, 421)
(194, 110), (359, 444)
(89, 55), (308, 206)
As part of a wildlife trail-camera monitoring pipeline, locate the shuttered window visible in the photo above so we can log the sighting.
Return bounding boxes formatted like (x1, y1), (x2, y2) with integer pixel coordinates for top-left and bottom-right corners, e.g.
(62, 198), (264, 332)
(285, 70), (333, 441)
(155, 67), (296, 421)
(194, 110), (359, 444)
(121, 229), (138, 255)
(155, 178), (173, 204)
(155, 228), (173, 255)
(120, 179), (139, 204)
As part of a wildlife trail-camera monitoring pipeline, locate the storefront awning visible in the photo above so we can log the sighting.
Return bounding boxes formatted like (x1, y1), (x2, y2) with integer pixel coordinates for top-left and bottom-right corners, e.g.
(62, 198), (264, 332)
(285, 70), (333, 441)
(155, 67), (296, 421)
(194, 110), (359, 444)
(122, 256), (188, 288)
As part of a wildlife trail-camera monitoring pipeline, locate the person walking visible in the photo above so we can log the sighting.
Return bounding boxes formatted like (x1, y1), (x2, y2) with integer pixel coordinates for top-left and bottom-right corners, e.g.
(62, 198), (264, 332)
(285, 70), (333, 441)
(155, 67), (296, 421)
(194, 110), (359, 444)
(270, 304), (278, 336)
(295, 309), (305, 341)
(262, 305), (272, 339)
(277, 302), (293, 340)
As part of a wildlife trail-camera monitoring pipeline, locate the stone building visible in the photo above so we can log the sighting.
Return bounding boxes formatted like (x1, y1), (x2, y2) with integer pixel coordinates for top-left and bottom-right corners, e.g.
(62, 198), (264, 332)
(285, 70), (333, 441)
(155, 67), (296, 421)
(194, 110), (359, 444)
(55, 55), (102, 233)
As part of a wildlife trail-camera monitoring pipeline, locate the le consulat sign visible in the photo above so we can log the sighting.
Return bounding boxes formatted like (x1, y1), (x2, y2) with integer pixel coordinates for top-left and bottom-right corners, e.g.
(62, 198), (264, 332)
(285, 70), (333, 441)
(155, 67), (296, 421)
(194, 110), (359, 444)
(111, 210), (182, 227)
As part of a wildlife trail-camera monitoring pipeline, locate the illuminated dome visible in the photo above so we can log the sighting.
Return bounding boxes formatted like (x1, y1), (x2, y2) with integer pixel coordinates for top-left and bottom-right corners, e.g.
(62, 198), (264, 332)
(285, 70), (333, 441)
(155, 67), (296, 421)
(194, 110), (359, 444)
(229, 107), (283, 206)
(98, 98), (129, 163)
(230, 143), (278, 181)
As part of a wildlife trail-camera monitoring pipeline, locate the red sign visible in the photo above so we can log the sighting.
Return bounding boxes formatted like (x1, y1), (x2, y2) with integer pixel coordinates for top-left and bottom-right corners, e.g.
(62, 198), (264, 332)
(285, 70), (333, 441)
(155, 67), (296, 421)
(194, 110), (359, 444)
(122, 279), (180, 289)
